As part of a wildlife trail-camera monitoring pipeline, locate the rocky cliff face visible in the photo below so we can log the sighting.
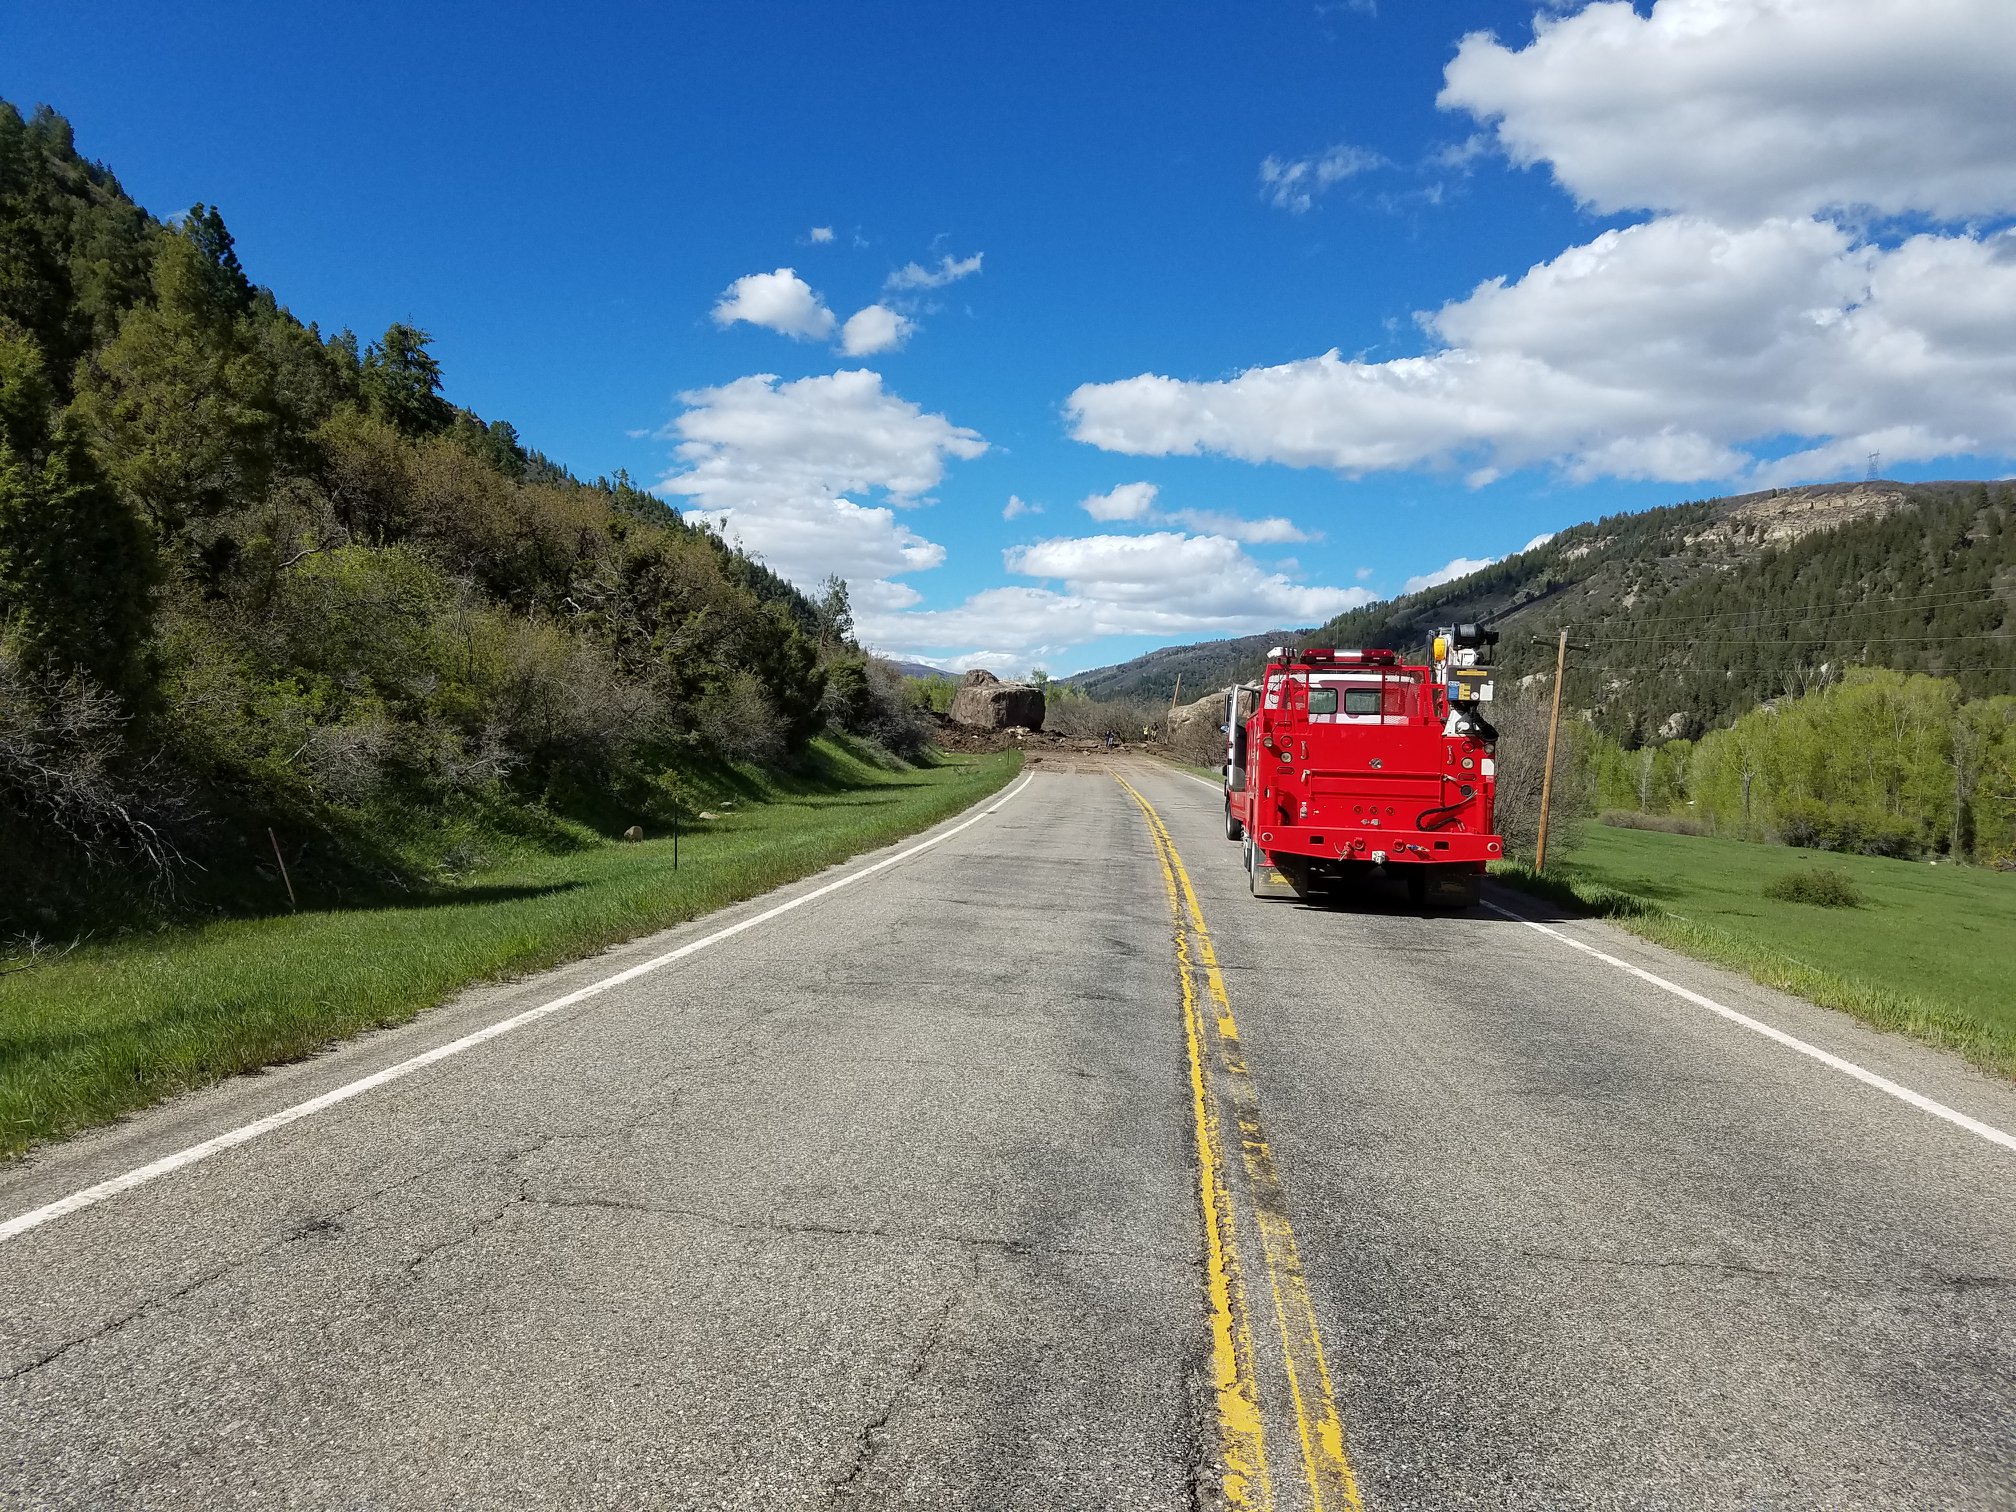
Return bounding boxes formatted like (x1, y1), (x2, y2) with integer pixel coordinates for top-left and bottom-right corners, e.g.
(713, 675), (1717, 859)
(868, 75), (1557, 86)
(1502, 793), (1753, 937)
(949, 669), (1046, 731)
(1704, 482), (1911, 547)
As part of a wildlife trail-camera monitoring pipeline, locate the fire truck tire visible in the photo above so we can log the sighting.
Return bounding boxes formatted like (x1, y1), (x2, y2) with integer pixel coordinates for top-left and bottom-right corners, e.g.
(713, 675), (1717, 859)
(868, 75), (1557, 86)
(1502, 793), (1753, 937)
(1411, 866), (1481, 910)
(1224, 798), (1244, 842)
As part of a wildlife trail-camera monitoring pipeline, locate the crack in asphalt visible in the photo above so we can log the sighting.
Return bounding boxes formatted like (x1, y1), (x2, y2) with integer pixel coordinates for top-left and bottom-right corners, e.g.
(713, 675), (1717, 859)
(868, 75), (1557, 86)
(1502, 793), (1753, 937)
(1312, 1227), (2016, 1295)
(826, 1245), (982, 1503)
(1512, 1246), (2015, 1290)
(0, 1146), (478, 1383)
(512, 1192), (1195, 1269)
(1, 1120), (652, 1382)
(397, 1196), (523, 1276)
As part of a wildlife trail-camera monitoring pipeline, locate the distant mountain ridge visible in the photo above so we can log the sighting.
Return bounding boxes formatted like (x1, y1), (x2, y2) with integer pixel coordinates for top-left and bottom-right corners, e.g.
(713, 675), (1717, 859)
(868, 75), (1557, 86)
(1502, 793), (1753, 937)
(1066, 480), (2016, 743)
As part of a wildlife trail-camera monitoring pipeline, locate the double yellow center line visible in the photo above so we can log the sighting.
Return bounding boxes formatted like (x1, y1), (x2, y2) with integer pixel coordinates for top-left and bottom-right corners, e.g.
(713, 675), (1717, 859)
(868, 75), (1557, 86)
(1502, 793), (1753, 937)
(1113, 773), (1364, 1512)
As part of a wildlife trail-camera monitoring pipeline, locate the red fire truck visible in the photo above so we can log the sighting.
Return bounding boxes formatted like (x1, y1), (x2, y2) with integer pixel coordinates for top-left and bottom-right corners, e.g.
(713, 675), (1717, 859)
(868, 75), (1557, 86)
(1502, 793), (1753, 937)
(1223, 625), (1503, 908)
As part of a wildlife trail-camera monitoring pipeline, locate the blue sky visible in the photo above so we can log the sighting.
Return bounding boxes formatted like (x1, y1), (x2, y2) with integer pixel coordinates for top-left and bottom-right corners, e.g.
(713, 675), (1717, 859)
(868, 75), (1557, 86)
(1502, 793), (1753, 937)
(6, 1), (2015, 673)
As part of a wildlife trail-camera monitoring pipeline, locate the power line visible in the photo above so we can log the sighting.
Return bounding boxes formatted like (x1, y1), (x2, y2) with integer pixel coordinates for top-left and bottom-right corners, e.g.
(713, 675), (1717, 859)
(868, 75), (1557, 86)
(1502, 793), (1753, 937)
(1590, 630), (2015, 648)
(1574, 662), (2016, 676)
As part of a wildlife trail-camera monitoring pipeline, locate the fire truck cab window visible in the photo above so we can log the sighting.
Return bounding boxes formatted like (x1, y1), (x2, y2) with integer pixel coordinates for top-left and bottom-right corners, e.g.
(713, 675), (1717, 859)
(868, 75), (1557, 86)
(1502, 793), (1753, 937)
(1342, 688), (1383, 716)
(1306, 688), (1338, 715)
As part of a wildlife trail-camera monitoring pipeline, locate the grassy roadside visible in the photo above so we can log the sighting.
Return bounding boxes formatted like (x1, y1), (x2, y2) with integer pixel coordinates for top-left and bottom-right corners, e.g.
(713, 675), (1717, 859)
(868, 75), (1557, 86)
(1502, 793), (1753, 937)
(1492, 826), (2016, 1078)
(0, 744), (1022, 1160)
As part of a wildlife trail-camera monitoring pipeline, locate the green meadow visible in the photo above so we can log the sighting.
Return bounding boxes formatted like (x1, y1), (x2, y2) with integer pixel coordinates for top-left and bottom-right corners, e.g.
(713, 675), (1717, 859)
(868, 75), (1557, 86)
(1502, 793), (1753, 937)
(1496, 824), (2016, 1076)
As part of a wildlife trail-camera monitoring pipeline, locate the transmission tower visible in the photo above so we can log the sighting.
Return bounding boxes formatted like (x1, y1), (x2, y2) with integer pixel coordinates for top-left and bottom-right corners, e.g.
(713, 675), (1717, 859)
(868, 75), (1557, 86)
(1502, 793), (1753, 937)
(1865, 450), (1881, 481)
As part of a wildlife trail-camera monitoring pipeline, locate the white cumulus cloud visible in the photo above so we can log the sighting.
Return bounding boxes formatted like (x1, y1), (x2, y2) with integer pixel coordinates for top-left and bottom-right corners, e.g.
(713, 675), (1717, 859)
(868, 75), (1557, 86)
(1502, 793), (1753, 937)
(1403, 556), (1498, 594)
(839, 304), (914, 356)
(1002, 494), (1040, 520)
(1165, 509), (1310, 545)
(1070, 1), (2016, 493)
(1079, 481), (1311, 541)
(710, 268), (837, 341)
(654, 369), (986, 588)
(1401, 533), (1558, 595)
(1082, 482), (1161, 521)
(857, 531), (1371, 666)
(1068, 216), (2016, 486)
(886, 252), (984, 291)
(1260, 142), (1386, 213)
(1439, 0), (2016, 223)
(808, 226), (835, 244)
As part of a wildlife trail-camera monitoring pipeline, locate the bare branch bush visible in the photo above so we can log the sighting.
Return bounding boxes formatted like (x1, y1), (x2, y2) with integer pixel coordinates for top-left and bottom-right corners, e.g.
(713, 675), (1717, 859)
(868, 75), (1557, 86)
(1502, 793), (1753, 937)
(299, 709), (399, 805)
(1489, 689), (1595, 861)
(0, 656), (201, 905)
(487, 618), (668, 773)
(1046, 691), (1162, 741)
(1168, 710), (1227, 767)
(856, 658), (933, 761)
(695, 669), (787, 766)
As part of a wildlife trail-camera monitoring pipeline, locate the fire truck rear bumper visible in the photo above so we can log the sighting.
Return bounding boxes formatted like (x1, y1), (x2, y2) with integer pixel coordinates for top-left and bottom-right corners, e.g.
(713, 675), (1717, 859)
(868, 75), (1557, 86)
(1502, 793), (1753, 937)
(1249, 824), (1502, 867)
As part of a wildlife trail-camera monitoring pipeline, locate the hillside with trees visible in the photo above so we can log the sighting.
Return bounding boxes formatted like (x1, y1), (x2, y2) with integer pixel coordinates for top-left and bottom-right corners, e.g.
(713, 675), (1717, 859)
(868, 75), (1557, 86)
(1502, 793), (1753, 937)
(1071, 481), (2016, 736)
(1069, 482), (2016, 865)
(0, 101), (919, 930)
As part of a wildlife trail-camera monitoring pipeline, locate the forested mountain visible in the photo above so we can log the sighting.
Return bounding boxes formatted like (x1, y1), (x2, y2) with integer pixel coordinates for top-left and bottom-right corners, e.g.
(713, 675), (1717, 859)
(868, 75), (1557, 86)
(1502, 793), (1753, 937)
(0, 101), (908, 927)
(1070, 480), (2016, 745)
(1065, 631), (1292, 705)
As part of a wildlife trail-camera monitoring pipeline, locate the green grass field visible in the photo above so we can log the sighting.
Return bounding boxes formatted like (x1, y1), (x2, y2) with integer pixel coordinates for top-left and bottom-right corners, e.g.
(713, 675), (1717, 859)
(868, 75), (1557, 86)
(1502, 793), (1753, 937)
(0, 744), (1021, 1160)
(1496, 826), (2016, 1076)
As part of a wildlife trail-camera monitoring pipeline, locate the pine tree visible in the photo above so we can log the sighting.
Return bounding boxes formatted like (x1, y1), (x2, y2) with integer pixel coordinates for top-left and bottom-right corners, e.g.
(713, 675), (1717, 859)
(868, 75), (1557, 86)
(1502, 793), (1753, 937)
(0, 330), (158, 706)
(361, 323), (450, 437)
(71, 212), (276, 537)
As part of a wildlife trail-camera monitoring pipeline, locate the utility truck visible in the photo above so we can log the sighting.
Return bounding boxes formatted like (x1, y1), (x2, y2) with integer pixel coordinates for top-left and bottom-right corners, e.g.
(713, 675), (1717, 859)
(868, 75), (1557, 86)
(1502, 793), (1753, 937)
(1223, 626), (1502, 908)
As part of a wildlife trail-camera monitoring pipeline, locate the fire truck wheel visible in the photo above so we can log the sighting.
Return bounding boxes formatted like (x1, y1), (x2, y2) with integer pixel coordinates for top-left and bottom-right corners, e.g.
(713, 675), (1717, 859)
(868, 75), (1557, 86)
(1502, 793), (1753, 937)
(1276, 855), (1315, 900)
(1224, 799), (1244, 842)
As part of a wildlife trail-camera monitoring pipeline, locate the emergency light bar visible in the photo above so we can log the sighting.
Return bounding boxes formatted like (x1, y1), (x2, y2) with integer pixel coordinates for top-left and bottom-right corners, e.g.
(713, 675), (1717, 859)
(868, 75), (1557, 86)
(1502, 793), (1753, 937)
(1267, 647), (1399, 667)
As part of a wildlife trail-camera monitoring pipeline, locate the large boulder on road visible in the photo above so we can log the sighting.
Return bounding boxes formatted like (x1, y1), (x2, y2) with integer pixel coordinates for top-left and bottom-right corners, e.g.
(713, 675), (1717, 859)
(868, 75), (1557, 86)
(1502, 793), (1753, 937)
(950, 669), (1046, 731)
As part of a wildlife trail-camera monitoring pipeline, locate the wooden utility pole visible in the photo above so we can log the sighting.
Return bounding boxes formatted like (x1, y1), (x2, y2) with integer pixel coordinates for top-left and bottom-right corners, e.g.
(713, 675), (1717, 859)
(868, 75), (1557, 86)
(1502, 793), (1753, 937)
(1535, 629), (1569, 873)
(1168, 672), (1182, 717)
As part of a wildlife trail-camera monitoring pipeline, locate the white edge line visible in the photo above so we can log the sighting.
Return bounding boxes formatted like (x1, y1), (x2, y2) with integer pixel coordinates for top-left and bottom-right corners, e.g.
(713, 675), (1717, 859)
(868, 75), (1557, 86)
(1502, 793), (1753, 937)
(1482, 899), (2016, 1155)
(0, 772), (1040, 1245)
(1162, 763), (1223, 795)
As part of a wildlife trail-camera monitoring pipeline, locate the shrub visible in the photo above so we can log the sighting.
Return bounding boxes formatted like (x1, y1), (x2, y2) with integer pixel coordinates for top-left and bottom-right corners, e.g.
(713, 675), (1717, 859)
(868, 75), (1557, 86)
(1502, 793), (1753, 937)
(1774, 797), (1922, 859)
(1046, 689), (1160, 741)
(1848, 813), (1919, 860)
(1599, 809), (1709, 836)
(1763, 866), (1867, 908)
(1773, 795), (1832, 850)
(0, 658), (201, 920)
(695, 669), (787, 766)
(1492, 690), (1595, 860)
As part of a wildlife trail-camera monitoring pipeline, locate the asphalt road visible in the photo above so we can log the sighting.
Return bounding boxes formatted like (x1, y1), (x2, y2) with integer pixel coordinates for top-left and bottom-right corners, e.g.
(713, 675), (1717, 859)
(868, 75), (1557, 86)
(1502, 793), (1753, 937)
(3, 761), (2013, 1510)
